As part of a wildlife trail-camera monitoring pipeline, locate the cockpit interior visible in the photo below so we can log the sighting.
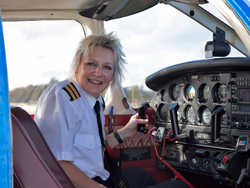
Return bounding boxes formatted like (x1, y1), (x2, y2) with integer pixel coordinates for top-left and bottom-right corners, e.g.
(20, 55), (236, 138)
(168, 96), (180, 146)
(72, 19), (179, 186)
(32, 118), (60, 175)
(144, 57), (250, 187)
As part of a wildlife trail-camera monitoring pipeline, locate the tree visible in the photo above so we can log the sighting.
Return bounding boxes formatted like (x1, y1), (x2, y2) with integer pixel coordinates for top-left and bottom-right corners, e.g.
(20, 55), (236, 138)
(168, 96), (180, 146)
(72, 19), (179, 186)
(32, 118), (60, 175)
(9, 78), (58, 103)
(124, 85), (155, 108)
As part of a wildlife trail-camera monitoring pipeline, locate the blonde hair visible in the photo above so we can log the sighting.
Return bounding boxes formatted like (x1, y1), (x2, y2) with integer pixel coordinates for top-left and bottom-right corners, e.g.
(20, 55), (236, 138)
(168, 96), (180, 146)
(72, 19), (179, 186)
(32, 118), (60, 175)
(69, 32), (127, 87)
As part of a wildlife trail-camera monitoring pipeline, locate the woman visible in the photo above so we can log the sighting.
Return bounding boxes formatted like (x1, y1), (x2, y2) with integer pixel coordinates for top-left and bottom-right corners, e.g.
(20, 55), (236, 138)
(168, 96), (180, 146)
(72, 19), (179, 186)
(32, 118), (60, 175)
(35, 32), (189, 188)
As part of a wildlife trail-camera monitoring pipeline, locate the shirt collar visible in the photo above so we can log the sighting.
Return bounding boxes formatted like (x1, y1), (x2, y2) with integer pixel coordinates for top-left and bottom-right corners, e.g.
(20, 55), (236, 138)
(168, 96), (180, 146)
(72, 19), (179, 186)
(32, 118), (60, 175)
(69, 78), (104, 110)
(87, 94), (103, 110)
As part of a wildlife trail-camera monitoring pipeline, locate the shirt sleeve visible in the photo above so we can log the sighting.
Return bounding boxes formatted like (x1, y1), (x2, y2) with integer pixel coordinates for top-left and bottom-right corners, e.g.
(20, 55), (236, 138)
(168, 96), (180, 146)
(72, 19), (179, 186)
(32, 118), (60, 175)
(35, 87), (81, 162)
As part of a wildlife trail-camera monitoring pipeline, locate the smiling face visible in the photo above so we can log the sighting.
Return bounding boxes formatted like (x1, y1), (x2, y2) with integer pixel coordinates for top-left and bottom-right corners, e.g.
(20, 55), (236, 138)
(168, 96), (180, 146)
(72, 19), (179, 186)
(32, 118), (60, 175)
(75, 46), (115, 98)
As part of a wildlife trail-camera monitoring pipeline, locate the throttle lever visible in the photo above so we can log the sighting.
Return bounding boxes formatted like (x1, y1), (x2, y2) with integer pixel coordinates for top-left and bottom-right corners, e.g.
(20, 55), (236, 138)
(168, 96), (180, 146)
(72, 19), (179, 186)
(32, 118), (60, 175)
(137, 101), (150, 133)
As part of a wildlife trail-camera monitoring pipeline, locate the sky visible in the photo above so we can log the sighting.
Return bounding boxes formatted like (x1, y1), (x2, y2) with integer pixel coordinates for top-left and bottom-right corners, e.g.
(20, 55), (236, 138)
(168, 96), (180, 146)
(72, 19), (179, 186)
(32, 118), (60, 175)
(3, 2), (246, 91)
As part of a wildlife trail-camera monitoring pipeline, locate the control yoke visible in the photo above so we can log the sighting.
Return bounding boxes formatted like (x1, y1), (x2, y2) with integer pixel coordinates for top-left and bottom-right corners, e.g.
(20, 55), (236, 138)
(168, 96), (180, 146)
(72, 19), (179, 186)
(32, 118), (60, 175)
(169, 103), (180, 137)
(169, 103), (187, 140)
(137, 101), (150, 134)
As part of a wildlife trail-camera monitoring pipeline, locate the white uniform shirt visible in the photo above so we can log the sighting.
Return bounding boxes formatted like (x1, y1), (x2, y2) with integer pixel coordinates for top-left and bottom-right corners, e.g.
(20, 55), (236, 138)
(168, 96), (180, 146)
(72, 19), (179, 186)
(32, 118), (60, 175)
(34, 79), (109, 180)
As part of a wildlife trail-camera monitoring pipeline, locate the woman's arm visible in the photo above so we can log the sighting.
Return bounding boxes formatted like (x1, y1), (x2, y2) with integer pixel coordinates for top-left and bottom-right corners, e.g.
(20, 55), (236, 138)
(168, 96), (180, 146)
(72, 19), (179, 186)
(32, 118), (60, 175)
(106, 114), (148, 149)
(58, 161), (106, 188)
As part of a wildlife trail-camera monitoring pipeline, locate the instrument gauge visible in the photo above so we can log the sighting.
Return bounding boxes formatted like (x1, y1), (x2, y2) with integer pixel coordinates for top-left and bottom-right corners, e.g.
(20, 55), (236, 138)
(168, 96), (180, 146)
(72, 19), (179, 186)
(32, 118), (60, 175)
(202, 107), (212, 125)
(185, 105), (196, 124)
(185, 84), (195, 101)
(170, 84), (181, 101)
(218, 84), (227, 102)
(203, 85), (210, 100)
(198, 84), (210, 103)
(213, 83), (227, 103)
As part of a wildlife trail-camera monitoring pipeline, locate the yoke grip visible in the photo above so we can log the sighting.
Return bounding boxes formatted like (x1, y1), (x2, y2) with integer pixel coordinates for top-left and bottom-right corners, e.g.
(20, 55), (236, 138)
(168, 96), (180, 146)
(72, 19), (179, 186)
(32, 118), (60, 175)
(137, 101), (150, 133)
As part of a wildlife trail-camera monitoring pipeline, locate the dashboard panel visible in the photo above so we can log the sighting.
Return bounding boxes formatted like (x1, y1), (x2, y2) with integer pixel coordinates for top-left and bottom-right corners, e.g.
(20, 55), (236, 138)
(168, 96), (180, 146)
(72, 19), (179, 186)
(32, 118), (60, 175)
(146, 58), (250, 187)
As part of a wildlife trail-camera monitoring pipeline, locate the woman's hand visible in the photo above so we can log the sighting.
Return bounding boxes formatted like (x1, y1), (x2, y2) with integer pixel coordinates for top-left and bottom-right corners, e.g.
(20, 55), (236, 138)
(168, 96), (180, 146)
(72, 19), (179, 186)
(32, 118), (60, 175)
(118, 113), (149, 140)
(106, 113), (149, 149)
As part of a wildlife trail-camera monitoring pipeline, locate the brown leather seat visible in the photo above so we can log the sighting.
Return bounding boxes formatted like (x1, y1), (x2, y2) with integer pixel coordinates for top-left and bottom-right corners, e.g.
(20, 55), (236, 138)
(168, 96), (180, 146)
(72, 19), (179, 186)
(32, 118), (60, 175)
(11, 106), (75, 188)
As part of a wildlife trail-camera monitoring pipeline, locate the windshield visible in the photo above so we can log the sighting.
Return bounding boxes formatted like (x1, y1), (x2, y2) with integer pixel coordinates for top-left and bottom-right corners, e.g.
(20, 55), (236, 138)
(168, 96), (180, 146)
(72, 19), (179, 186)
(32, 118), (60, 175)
(105, 3), (245, 107)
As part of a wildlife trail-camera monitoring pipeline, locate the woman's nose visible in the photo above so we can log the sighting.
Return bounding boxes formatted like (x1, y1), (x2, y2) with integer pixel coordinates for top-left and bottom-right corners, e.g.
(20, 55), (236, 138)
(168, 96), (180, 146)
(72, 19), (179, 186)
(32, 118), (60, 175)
(94, 66), (102, 76)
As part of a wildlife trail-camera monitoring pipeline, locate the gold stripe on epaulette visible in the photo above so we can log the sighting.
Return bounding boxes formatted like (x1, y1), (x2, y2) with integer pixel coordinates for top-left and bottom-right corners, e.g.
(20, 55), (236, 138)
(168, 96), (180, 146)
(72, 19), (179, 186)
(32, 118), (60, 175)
(68, 83), (81, 99)
(63, 82), (81, 101)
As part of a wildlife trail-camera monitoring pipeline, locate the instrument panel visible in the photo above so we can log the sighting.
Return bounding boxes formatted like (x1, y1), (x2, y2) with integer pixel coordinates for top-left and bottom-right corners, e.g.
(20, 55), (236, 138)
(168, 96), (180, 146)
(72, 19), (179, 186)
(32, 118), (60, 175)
(152, 72), (250, 139)
(145, 58), (250, 187)
(153, 73), (230, 128)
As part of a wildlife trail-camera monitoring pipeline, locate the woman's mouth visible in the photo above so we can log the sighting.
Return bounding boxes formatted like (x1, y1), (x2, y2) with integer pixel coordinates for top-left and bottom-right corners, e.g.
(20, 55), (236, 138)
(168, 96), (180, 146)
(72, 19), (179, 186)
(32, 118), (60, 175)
(88, 79), (102, 85)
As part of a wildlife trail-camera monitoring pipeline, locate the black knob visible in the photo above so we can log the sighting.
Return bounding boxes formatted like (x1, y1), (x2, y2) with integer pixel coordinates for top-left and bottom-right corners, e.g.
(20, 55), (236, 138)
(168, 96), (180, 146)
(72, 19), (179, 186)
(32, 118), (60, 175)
(195, 150), (209, 158)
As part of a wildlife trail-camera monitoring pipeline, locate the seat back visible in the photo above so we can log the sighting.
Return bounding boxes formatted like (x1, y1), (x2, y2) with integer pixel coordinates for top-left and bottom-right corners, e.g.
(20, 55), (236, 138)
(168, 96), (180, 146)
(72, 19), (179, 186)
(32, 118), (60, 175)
(11, 106), (75, 188)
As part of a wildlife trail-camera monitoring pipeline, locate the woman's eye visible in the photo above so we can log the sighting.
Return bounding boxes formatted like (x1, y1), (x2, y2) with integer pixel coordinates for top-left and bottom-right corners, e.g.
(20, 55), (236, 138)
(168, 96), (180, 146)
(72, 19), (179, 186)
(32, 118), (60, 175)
(104, 66), (112, 70)
(87, 62), (95, 66)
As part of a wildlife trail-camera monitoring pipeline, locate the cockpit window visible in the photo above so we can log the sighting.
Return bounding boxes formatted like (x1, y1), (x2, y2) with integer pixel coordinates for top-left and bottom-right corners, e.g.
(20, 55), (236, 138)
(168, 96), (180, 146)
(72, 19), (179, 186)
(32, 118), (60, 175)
(105, 3), (245, 108)
(3, 20), (84, 113)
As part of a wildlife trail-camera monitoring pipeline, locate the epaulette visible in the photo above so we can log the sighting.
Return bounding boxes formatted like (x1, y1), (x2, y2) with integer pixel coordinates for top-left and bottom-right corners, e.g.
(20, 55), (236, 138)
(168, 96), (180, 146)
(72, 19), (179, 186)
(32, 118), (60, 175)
(63, 82), (81, 101)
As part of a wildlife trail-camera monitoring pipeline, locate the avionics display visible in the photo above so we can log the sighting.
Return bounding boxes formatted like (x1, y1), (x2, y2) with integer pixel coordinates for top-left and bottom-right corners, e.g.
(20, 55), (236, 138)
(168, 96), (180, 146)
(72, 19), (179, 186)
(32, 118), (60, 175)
(239, 106), (250, 112)
(238, 89), (250, 102)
